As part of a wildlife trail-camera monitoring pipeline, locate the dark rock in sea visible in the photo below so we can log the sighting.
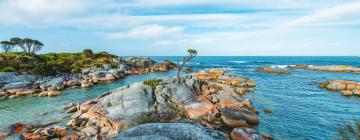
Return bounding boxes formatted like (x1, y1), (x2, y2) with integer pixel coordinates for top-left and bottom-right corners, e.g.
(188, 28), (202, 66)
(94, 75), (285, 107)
(112, 123), (228, 140)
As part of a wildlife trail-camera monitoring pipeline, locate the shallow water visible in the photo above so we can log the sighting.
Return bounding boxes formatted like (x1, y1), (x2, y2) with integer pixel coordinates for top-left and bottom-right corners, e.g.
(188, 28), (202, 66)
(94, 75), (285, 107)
(1, 56), (360, 139)
(0, 71), (176, 128)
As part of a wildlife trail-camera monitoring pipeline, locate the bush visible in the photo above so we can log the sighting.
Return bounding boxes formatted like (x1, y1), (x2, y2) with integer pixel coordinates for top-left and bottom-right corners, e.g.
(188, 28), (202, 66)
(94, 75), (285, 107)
(1, 66), (15, 72)
(82, 49), (93, 58)
(338, 117), (360, 140)
(0, 51), (119, 76)
(143, 79), (162, 89)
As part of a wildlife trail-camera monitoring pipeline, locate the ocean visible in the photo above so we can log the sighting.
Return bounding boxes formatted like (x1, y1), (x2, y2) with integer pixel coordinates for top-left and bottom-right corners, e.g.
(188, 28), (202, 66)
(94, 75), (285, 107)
(1, 56), (360, 139)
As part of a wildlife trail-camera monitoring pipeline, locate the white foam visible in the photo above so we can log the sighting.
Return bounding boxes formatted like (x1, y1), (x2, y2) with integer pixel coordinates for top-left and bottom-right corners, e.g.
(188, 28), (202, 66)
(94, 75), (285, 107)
(228, 61), (248, 64)
(270, 65), (288, 69)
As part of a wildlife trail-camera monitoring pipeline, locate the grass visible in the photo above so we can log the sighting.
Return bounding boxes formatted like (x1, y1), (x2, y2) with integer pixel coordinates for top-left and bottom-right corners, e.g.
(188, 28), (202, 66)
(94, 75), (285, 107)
(143, 79), (162, 89)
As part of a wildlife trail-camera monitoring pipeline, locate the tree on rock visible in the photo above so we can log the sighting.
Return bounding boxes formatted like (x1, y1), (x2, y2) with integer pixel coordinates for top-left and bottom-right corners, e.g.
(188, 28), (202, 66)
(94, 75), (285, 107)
(10, 37), (26, 52)
(177, 49), (197, 79)
(0, 41), (15, 53)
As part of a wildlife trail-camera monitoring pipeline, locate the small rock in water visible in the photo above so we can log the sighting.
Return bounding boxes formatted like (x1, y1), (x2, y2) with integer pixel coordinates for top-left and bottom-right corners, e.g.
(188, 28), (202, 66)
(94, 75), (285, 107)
(263, 108), (272, 113)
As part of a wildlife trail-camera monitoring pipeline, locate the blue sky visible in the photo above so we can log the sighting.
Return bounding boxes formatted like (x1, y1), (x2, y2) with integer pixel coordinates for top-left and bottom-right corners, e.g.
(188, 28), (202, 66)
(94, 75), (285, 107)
(0, 0), (359, 56)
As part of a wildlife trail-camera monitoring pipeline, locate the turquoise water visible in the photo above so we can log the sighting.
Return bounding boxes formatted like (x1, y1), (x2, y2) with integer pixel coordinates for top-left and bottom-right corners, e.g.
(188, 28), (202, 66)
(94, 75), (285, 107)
(0, 71), (176, 128)
(1, 56), (360, 139)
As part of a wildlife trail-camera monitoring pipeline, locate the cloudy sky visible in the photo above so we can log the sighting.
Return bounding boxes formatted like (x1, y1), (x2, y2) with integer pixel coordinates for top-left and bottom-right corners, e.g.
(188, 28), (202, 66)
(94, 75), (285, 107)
(0, 0), (359, 56)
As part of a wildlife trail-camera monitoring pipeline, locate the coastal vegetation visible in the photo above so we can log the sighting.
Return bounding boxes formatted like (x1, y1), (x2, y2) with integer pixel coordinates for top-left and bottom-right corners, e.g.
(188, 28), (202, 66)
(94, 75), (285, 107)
(338, 117), (360, 140)
(0, 49), (118, 76)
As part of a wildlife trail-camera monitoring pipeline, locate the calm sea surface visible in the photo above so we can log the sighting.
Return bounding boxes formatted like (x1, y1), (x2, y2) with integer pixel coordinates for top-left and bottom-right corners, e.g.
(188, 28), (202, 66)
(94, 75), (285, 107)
(1, 56), (360, 139)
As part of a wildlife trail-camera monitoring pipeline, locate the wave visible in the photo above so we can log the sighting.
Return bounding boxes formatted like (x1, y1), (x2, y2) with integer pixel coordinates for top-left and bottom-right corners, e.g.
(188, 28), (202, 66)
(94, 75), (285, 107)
(270, 65), (289, 69)
(254, 61), (273, 64)
(228, 61), (248, 64)
(178, 62), (201, 65)
(202, 67), (235, 71)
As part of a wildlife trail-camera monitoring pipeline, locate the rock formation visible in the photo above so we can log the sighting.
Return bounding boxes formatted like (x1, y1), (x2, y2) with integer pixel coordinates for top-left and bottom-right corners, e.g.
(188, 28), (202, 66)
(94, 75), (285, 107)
(318, 80), (360, 97)
(1, 69), (271, 140)
(255, 66), (290, 75)
(0, 57), (176, 100)
(62, 69), (267, 139)
(288, 65), (360, 73)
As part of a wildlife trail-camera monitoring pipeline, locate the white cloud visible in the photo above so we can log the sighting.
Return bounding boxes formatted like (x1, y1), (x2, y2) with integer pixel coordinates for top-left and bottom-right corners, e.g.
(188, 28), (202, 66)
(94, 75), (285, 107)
(0, 0), (88, 25)
(106, 24), (184, 40)
(281, 1), (360, 28)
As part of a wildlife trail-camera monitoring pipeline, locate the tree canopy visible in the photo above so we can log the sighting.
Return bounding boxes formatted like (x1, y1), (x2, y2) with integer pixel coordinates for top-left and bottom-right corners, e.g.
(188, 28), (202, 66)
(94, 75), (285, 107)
(0, 41), (15, 53)
(1, 37), (44, 54)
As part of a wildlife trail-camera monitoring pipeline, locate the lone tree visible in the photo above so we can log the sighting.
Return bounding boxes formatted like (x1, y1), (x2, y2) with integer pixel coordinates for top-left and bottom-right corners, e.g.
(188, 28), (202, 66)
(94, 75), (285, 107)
(0, 41), (15, 53)
(176, 49), (198, 79)
(10, 37), (26, 52)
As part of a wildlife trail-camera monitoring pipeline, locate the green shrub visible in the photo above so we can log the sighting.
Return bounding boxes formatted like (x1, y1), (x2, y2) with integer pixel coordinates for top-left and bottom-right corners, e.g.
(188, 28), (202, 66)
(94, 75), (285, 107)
(143, 79), (162, 89)
(82, 49), (93, 58)
(338, 117), (360, 140)
(0, 51), (119, 76)
(1, 66), (15, 72)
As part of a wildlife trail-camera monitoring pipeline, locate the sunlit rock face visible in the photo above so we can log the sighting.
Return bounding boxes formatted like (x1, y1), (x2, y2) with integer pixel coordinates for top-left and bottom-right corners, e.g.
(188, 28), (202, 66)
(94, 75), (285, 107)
(319, 80), (360, 97)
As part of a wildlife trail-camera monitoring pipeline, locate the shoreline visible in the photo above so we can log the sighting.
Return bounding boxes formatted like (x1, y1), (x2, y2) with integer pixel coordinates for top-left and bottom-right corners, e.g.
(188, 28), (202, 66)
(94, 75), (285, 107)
(0, 57), (177, 100)
(0, 69), (270, 140)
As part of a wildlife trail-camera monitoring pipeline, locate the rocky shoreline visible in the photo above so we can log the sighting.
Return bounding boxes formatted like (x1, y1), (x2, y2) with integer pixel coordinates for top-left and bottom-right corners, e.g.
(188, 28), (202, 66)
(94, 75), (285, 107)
(0, 69), (271, 140)
(255, 66), (290, 75)
(318, 80), (360, 97)
(0, 57), (176, 100)
(288, 64), (360, 74)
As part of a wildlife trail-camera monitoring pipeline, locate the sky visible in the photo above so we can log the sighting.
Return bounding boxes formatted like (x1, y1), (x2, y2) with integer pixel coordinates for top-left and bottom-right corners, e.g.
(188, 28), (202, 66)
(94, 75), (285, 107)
(0, 0), (359, 56)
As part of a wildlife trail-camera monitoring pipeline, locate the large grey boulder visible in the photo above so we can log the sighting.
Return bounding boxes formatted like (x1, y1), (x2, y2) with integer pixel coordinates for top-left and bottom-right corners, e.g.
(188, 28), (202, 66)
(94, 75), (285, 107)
(40, 77), (65, 90)
(90, 71), (117, 81)
(98, 82), (155, 127)
(159, 83), (197, 106)
(112, 123), (227, 140)
(3, 82), (32, 90)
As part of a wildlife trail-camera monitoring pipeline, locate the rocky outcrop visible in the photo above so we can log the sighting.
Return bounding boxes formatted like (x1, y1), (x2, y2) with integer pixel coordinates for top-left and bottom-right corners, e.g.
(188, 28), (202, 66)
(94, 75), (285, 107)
(0, 57), (175, 100)
(255, 66), (290, 75)
(318, 80), (360, 97)
(231, 128), (272, 140)
(65, 69), (261, 139)
(0, 123), (79, 140)
(112, 122), (228, 140)
(288, 64), (360, 73)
